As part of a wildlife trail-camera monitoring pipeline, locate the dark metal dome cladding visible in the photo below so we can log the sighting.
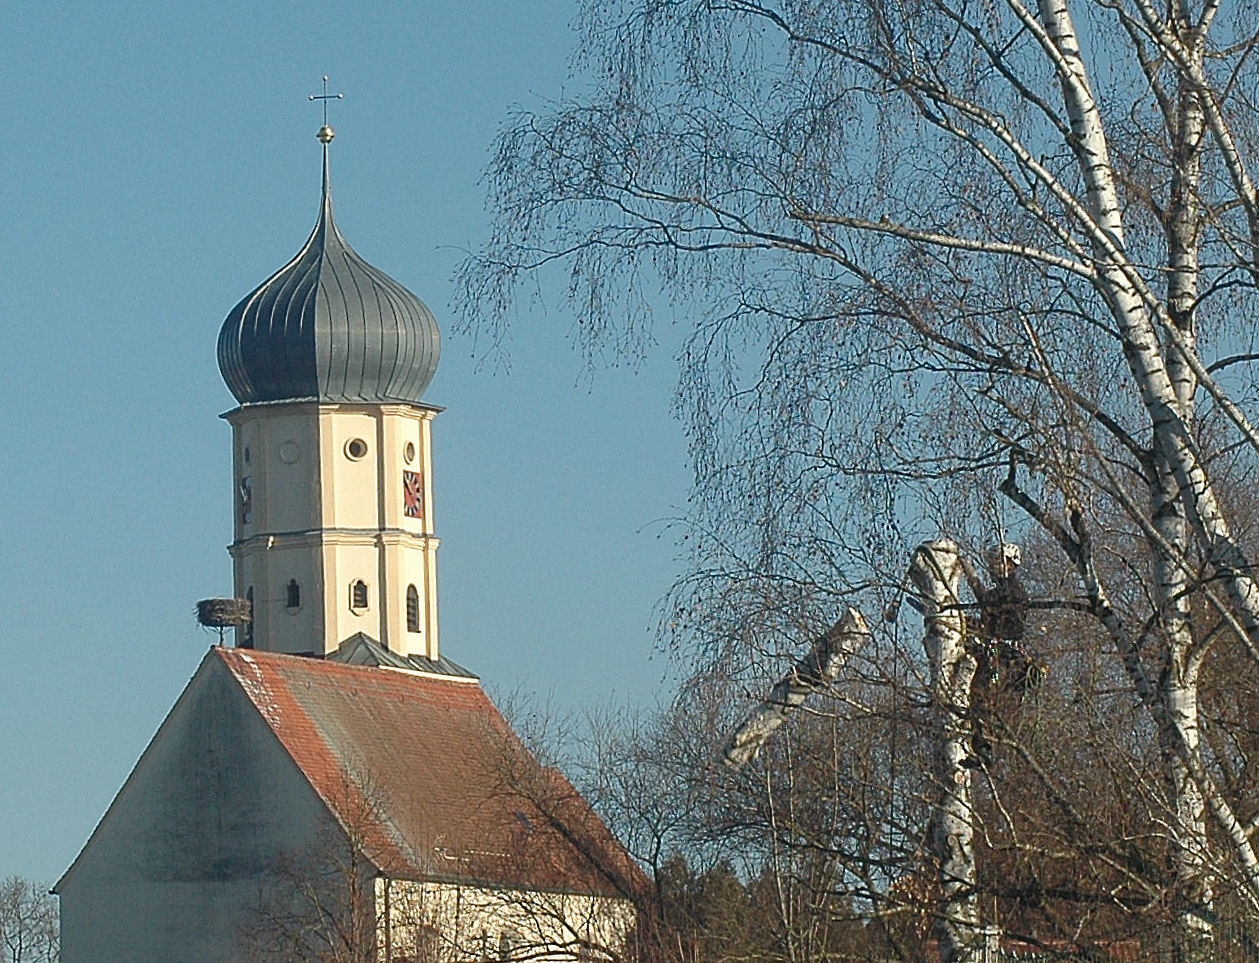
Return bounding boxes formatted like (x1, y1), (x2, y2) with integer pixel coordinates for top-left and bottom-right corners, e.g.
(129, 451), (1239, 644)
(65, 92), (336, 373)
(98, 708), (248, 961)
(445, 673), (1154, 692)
(217, 147), (440, 406)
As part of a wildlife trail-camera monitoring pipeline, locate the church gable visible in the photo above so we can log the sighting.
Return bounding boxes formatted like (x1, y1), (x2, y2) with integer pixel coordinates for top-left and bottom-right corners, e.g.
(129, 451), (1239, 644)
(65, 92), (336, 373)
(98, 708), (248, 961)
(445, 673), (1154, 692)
(56, 646), (642, 963)
(56, 651), (340, 962)
(58, 651), (333, 889)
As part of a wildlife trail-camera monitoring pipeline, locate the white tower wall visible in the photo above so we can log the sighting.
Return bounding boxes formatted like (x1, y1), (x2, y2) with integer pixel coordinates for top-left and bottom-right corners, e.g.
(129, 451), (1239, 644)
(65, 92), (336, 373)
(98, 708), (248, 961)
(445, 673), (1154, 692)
(226, 401), (440, 658)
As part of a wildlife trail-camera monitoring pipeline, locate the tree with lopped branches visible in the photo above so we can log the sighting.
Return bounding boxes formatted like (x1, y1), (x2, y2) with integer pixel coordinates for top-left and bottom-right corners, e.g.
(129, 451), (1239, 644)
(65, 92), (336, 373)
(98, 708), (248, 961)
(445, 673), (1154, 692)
(461, 0), (1259, 953)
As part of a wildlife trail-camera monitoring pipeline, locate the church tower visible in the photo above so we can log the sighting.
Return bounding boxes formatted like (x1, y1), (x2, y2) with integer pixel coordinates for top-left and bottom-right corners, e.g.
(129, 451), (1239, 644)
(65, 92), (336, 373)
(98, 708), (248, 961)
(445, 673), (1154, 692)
(57, 93), (641, 963)
(216, 121), (442, 659)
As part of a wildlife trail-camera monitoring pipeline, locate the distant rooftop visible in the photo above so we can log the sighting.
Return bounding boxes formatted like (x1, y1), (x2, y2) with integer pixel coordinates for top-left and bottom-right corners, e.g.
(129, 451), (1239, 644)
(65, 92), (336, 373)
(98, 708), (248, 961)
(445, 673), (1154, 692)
(329, 632), (477, 680)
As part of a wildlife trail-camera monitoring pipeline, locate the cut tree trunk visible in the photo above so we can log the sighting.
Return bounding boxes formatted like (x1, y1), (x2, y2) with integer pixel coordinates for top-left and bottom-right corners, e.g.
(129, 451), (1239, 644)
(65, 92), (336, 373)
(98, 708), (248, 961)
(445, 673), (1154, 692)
(911, 540), (984, 963)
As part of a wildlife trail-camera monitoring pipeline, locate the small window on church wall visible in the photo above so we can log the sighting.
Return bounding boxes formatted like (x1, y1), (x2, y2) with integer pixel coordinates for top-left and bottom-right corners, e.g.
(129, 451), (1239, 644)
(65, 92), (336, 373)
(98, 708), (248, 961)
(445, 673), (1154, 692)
(415, 924), (441, 963)
(243, 587), (255, 649)
(350, 579), (369, 611)
(406, 585), (420, 632)
(498, 931), (518, 962)
(286, 579), (301, 609)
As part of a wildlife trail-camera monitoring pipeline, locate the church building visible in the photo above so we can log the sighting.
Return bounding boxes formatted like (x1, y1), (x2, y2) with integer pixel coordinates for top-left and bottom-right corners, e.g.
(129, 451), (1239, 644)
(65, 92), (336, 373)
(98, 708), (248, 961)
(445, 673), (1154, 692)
(54, 117), (643, 962)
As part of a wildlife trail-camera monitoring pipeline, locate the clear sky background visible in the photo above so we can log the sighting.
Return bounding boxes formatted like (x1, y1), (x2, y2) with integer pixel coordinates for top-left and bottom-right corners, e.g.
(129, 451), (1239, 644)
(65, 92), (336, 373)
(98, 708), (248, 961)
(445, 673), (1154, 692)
(0, 1), (691, 885)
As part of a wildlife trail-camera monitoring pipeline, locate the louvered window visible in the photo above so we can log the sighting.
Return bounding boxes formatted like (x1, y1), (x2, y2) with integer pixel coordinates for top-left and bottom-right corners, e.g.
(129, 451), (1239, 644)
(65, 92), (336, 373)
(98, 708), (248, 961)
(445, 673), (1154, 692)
(243, 587), (254, 649)
(406, 585), (420, 633)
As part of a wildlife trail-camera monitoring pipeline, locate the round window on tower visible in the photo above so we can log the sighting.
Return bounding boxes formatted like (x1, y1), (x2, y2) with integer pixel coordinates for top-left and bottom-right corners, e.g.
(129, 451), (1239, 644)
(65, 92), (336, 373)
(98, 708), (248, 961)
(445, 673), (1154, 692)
(404, 441), (416, 464)
(345, 438), (369, 461)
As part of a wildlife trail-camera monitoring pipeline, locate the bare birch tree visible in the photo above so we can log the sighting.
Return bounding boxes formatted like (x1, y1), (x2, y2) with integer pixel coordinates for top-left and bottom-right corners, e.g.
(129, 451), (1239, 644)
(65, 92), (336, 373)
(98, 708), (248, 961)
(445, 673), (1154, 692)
(0, 878), (58, 963)
(461, 0), (1259, 950)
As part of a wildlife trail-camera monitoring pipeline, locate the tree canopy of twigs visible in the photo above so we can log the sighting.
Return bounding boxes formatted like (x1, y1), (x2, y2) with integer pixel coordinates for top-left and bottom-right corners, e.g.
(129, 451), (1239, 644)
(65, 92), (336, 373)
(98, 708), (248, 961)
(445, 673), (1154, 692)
(1, 877), (58, 963)
(461, 0), (1259, 955)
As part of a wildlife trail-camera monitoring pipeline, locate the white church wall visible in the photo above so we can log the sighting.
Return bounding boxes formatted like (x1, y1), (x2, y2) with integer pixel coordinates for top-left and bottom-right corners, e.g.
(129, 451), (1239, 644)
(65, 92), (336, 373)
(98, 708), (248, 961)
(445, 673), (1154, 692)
(322, 539), (384, 650)
(321, 408), (381, 530)
(233, 535), (325, 654)
(228, 404), (329, 654)
(56, 653), (336, 963)
(377, 879), (637, 963)
(229, 405), (324, 536)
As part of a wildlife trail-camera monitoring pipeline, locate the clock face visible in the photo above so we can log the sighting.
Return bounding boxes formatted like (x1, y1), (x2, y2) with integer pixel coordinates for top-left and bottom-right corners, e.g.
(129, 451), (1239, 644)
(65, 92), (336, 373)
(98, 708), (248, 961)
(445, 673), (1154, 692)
(239, 476), (253, 526)
(403, 470), (424, 519)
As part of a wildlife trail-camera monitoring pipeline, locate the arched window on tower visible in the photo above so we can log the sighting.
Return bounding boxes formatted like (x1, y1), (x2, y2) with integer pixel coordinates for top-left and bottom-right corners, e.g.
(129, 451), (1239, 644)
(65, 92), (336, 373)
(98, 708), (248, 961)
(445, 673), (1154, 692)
(286, 579), (301, 609)
(350, 579), (369, 611)
(406, 585), (420, 633)
(243, 587), (255, 649)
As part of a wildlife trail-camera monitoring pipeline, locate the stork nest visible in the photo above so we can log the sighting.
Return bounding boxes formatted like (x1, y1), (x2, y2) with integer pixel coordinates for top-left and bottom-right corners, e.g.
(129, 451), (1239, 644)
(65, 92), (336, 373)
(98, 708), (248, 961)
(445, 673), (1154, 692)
(196, 598), (252, 628)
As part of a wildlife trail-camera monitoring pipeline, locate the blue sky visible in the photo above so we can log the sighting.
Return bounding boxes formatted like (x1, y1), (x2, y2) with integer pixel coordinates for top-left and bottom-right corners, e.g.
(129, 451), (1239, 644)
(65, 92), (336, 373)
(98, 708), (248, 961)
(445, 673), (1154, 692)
(0, 1), (690, 884)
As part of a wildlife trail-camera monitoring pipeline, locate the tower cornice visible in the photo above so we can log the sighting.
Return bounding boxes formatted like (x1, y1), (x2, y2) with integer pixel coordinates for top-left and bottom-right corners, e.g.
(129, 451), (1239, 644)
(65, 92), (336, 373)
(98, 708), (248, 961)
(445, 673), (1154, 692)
(229, 529), (440, 557)
(221, 399), (445, 423)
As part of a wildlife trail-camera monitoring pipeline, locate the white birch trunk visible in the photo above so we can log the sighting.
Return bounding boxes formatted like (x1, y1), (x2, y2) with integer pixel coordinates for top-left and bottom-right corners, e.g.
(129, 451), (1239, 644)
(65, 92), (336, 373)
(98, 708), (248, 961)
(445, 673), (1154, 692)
(1038, 0), (1241, 924)
(1154, 455), (1214, 937)
(1156, 43), (1214, 939)
(910, 540), (983, 963)
(1039, 0), (1259, 650)
(1161, 654), (1212, 928)
(723, 607), (870, 767)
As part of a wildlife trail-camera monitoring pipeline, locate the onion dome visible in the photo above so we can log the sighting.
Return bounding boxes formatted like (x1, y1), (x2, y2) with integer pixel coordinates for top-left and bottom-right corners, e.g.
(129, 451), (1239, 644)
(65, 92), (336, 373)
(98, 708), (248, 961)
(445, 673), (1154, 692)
(217, 133), (440, 405)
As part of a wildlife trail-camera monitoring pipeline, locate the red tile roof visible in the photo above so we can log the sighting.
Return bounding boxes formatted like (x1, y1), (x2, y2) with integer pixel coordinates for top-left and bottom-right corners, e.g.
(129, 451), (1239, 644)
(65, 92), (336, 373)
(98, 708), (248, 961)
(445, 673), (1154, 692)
(216, 648), (645, 898)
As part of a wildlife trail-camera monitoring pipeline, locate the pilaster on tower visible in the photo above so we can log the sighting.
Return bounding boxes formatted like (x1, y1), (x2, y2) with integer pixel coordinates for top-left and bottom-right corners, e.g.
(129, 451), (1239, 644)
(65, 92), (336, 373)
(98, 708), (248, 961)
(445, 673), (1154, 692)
(216, 124), (442, 662)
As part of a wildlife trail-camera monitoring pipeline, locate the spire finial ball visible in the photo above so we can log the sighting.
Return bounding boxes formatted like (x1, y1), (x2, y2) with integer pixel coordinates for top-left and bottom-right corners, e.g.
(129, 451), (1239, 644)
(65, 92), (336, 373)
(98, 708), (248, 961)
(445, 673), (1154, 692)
(317, 125), (335, 144)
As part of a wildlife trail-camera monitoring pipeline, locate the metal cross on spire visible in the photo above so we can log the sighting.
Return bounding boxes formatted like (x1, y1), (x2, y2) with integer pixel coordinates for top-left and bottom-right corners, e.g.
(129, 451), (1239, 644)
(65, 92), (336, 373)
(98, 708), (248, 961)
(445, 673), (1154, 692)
(310, 75), (344, 144)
